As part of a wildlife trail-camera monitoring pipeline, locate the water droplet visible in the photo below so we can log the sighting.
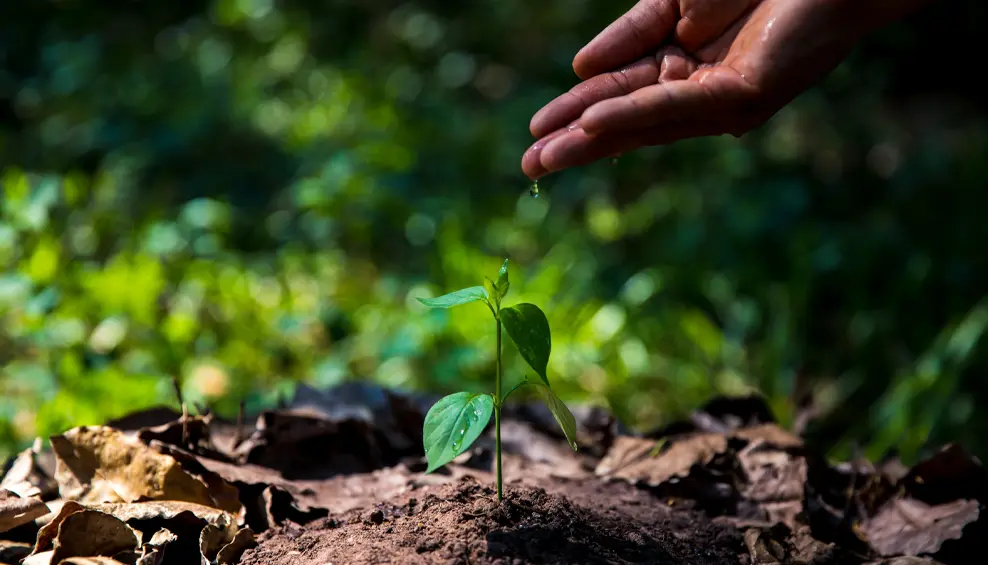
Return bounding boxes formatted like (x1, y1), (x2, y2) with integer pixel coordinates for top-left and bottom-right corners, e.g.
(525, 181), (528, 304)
(474, 410), (481, 417)
(452, 440), (461, 450)
(611, 157), (619, 166)
(529, 179), (540, 198)
(459, 429), (466, 434)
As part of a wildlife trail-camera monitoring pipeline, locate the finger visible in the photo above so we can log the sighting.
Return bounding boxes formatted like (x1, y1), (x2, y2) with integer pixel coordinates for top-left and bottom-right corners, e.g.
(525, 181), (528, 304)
(675, 0), (752, 52)
(530, 57), (661, 139)
(538, 123), (726, 174)
(522, 126), (574, 179)
(579, 66), (754, 135)
(572, 0), (678, 80)
(656, 45), (697, 82)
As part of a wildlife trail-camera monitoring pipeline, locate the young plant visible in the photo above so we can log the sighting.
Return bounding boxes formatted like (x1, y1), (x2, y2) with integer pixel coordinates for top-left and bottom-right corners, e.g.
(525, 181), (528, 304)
(416, 259), (577, 500)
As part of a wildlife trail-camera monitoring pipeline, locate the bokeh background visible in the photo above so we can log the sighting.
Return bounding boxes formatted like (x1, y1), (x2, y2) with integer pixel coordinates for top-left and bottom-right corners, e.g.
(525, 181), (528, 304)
(1, 0), (986, 463)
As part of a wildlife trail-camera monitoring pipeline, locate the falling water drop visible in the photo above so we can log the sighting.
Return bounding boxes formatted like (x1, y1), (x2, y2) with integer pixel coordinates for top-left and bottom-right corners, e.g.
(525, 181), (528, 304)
(529, 178), (540, 198)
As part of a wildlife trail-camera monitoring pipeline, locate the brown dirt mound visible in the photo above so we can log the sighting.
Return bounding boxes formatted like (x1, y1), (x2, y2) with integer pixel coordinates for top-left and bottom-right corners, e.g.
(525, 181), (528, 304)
(240, 476), (742, 565)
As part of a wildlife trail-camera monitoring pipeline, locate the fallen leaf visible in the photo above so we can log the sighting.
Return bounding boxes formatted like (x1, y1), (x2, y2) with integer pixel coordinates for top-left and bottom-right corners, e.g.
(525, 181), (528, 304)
(143, 442), (243, 520)
(235, 411), (392, 480)
(863, 558), (947, 565)
(902, 444), (988, 505)
(50, 426), (242, 516)
(94, 501), (234, 565)
(737, 441), (807, 528)
(0, 490), (49, 534)
(32, 501), (86, 555)
(105, 407), (183, 432)
(49, 509), (140, 563)
(215, 528), (257, 564)
(134, 528), (177, 565)
(731, 424), (803, 449)
(92, 501), (233, 528)
(260, 486), (328, 530)
(860, 498), (980, 557)
(1, 441), (58, 500)
(595, 433), (729, 486)
(199, 523), (234, 564)
(743, 527), (789, 564)
(0, 540), (33, 563)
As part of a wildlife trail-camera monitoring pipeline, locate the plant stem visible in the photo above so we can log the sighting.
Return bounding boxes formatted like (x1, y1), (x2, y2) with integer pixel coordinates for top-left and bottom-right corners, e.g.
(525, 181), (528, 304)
(494, 315), (503, 501)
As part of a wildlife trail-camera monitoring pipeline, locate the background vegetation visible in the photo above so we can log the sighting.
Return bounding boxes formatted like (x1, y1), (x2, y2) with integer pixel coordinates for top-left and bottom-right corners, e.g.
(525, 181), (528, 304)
(2, 0), (986, 464)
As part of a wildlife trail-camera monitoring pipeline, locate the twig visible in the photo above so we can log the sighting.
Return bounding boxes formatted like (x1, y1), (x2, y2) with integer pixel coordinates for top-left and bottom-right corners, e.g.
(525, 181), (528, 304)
(171, 375), (189, 447)
(234, 400), (246, 448)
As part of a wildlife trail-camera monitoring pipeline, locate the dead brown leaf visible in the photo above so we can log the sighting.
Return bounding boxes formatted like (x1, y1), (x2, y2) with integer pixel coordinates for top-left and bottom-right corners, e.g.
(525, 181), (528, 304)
(215, 528), (257, 565)
(32, 501), (86, 555)
(863, 558), (946, 565)
(737, 441), (807, 528)
(1, 440), (58, 500)
(92, 501), (233, 529)
(134, 528), (177, 565)
(0, 490), (49, 534)
(860, 498), (980, 557)
(902, 444), (988, 505)
(0, 540), (33, 563)
(731, 424), (803, 449)
(48, 509), (140, 563)
(743, 527), (789, 564)
(595, 433), (728, 486)
(50, 426), (242, 516)
(58, 558), (128, 565)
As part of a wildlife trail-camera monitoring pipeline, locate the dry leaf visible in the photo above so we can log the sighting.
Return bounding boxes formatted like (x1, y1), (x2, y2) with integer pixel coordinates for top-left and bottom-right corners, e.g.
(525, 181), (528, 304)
(32, 501), (86, 555)
(49, 509), (140, 563)
(199, 524), (233, 564)
(50, 426), (241, 516)
(738, 442), (807, 528)
(1, 442), (58, 500)
(135, 528), (177, 565)
(0, 540), (33, 563)
(215, 528), (257, 564)
(863, 558), (946, 565)
(731, 424), (803, 449)
(57, 558), (128, 564)
(860, 498), (980, 557)
(22, 550), (55, 565)
(595, 433), (728, 486)
(93, 501), (232, 528)
(0, 490), (49, 534)
(743, 528), (788, 564)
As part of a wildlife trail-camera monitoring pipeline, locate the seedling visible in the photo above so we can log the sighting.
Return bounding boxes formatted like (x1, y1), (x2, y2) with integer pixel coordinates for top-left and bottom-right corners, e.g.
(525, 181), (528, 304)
(416, 259), (577, 500)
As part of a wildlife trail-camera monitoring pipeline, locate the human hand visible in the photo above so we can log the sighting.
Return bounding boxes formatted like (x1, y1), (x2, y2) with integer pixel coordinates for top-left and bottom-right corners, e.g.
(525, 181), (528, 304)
(522, 0), (927, 179)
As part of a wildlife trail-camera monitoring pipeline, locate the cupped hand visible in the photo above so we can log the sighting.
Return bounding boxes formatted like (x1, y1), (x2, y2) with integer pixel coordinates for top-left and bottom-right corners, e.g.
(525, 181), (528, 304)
(522, 0), (881, 179)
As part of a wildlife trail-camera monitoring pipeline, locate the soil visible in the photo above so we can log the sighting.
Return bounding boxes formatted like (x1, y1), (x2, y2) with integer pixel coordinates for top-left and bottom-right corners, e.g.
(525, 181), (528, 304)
(241, 475), (741, 565)
(2, 383), (982, 565)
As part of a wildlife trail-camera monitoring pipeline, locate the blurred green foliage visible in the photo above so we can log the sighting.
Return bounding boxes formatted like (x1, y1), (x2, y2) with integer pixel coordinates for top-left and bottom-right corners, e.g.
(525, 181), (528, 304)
(1, 0), (987, 464)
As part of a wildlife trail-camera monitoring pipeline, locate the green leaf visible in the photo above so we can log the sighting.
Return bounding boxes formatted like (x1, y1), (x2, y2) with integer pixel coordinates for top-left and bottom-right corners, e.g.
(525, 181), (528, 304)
(530, 380), (578, 451)
(416, 286), (488, 309)
(501, 303), (550, 380)
(494, 259), (509, 299)
(422, 392), (494, 473)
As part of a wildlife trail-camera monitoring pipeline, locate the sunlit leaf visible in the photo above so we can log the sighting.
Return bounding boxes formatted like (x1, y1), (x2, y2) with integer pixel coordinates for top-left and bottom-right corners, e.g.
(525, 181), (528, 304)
(501, 303), (550, 380)
(530, 380), (578, 451)
(416, 286), (488, 309)
(423, 392), (494, 473)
